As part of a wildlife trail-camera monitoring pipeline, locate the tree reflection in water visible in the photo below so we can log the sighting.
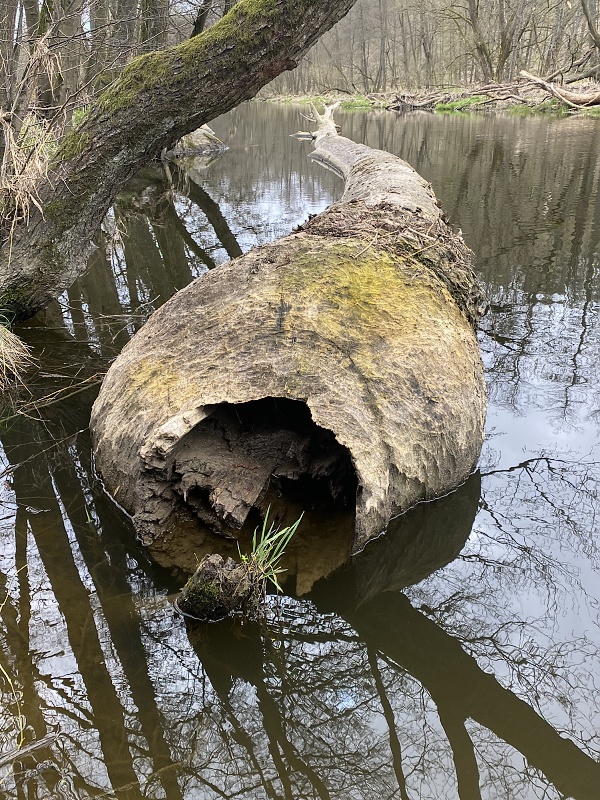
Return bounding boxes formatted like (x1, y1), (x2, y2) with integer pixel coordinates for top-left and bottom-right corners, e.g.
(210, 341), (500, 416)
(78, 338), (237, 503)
(1, 105), (600, 799)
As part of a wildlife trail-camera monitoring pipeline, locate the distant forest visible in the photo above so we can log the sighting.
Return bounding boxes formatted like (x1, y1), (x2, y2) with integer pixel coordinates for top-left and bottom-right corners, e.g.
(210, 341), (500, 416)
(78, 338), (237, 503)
(274, 0), (600, 92)
(3, 0), (600, 131)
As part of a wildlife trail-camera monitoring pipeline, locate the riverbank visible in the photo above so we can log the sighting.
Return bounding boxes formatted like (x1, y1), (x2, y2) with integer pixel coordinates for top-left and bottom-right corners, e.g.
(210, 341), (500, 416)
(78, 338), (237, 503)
(261, 78), (600, 116)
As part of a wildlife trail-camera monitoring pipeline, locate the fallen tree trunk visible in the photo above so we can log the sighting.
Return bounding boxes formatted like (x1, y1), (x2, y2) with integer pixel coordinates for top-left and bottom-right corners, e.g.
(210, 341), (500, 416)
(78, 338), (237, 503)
(90, 106), (487, 555)
(520, 70), (600, 107)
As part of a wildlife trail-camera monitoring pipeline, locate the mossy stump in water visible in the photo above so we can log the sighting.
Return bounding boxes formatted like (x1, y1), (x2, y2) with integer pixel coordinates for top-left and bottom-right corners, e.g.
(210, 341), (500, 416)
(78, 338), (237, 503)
(177, 553), (256, 621)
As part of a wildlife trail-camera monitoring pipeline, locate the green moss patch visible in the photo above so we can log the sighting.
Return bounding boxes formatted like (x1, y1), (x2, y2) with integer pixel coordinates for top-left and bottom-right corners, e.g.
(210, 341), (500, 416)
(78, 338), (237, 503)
(507, 99), (569, 117)
(95, 0), (316, 116)
(264, 93), (385, 109)
(435, 95), (487, 113)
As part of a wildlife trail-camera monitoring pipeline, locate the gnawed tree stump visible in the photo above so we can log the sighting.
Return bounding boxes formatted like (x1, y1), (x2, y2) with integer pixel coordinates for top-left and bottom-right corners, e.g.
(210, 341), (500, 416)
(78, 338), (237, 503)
(90, 105), (487, 554)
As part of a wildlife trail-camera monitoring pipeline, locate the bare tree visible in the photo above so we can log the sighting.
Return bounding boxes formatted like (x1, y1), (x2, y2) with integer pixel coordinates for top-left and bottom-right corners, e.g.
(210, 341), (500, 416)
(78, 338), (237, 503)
(0, 0), (358, 324)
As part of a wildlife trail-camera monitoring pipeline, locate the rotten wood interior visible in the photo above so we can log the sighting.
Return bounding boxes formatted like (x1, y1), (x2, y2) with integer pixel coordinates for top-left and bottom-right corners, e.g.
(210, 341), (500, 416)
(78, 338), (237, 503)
(157, 397), (357, 535)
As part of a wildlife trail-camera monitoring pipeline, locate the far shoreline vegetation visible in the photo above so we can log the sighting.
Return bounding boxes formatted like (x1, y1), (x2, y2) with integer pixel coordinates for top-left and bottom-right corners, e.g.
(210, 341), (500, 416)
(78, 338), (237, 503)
(260, 81), (600, 117)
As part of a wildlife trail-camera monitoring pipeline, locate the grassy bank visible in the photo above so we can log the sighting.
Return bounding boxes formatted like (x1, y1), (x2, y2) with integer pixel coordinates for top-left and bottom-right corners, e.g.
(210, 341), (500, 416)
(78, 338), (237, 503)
(261, 82), (600, 116)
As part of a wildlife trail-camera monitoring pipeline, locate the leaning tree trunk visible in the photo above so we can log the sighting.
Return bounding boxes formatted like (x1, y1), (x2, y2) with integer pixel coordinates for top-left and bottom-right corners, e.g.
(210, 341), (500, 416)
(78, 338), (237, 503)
(0, 0), (358, 320)
(90, 106), (487, 556)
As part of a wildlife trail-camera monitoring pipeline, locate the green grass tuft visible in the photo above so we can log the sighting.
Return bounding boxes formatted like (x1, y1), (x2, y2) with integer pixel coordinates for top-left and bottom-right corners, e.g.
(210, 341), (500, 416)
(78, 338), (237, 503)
(435, 95), (487, 112)
(506, 99), (570, 117)
(239, 507), (302, 593)
(340, 95), (372, 109)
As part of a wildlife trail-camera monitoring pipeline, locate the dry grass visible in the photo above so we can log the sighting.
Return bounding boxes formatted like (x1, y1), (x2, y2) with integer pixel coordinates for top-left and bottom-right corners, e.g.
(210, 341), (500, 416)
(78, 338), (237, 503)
(0, 114), (56, 234)
(0, 35), (59, 235)
(0, 326), (34, 391)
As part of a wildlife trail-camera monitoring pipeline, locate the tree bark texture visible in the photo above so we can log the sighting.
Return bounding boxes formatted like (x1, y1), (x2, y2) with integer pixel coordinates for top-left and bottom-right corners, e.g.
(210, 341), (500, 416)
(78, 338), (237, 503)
(0, 0), (358, 320)
(90, 108), (487, 554)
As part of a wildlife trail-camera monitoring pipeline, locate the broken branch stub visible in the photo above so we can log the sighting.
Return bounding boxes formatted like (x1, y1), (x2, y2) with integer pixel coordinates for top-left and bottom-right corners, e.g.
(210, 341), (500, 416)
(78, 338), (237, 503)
(90, 107), (487, 555)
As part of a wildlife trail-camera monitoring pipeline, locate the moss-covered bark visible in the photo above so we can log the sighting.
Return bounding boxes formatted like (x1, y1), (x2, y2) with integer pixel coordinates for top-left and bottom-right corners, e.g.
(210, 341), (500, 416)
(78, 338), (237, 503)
(0, 0), (358, 320)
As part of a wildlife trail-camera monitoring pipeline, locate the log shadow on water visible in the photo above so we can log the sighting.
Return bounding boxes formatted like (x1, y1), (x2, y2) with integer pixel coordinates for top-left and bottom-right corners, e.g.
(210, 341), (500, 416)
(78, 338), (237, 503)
(182, 470), (600, 800)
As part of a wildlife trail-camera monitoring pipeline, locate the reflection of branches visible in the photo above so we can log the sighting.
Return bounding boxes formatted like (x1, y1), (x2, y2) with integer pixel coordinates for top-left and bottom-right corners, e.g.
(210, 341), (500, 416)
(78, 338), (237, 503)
(483, 284), (600, 432)
(367, 647), (411, 800)
(154, 195), (217, 269)
(403, 443), (600, 768)
(172, 165), (243, 260)
(352, 592), (600, 800)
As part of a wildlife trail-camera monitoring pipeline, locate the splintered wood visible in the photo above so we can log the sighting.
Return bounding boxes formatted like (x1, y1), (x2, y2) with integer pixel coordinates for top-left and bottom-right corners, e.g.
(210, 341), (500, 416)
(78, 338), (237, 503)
(166, 399), (354, 533)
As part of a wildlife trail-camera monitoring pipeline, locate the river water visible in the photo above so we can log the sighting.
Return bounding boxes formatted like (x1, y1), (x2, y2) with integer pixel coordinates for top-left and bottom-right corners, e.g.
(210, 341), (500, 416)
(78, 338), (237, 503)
(1, 103), (600, 799)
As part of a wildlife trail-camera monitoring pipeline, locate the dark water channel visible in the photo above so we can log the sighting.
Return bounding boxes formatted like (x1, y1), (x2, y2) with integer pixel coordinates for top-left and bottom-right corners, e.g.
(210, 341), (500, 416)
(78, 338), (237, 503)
(1, 103), (600, 798)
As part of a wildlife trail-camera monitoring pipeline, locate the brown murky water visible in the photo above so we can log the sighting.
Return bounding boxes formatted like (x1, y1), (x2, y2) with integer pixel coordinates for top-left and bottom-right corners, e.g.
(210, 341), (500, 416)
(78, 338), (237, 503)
(1, 103), (600, 798)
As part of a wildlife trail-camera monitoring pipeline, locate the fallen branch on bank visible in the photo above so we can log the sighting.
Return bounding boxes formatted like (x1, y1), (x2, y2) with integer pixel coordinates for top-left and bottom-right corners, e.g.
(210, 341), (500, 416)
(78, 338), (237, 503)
(387, 72), (600, 113)
(520, 70), (600, 107)
(387, 83), (536, 112)
(91, 104), (486, 558)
